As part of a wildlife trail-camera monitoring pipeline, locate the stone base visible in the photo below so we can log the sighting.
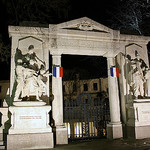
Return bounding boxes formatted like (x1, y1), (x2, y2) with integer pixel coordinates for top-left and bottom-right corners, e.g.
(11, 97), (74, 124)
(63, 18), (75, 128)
(126, 99), (150, 139)
(8, 102), (52, 134)
(107, 123), (123, 139)
(53, 126), (68, 145)
(7, 132), (54, 150)
(127, 125), (150, 139)
(7, 102), (54, 149)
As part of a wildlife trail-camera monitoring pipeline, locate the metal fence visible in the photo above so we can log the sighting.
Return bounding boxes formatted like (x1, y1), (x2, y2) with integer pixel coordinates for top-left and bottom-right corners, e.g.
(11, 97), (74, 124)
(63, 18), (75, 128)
(64, 93), (110, 140)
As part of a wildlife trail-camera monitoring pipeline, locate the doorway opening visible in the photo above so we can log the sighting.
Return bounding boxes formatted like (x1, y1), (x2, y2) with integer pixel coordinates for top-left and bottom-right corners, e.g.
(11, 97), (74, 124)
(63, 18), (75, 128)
(62, 55), (110, 140)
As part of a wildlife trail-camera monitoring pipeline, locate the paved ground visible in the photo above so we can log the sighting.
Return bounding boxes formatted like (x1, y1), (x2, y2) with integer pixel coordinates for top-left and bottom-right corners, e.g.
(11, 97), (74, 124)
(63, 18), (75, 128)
(49, 138), (150, 150)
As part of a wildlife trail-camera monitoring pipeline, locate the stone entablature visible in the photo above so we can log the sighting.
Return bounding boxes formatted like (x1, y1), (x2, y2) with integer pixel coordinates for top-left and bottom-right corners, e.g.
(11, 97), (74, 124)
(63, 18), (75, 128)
(8, 26), (49, 37)
(9, 17), (150, 61)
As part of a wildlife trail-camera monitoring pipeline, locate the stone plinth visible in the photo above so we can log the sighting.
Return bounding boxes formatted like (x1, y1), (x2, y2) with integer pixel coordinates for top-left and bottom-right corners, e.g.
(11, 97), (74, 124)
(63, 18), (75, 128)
(7, 101), (54, 149)
(107, 123), (123, 139)
(53, 126), (68, 145)
(7, 133), (53, 150)
(127, 99), (150, 139)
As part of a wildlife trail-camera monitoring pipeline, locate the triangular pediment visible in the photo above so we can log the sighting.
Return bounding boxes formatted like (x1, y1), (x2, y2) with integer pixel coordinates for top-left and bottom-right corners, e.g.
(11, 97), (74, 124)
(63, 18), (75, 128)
(56, 17), (113, 33)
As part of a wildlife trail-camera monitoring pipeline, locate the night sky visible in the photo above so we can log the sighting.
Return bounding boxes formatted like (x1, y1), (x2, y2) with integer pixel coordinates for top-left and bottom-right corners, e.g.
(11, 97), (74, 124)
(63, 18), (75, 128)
(0, 0), (118, 80)
(0, 0), (118, 43)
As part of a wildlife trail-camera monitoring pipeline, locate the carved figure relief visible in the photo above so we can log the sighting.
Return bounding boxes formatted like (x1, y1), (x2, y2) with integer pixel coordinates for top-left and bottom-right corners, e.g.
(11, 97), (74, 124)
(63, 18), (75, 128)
(127, 51), (149, 99)
(77, 21), (93, 31)
(14, 45), (49, 101)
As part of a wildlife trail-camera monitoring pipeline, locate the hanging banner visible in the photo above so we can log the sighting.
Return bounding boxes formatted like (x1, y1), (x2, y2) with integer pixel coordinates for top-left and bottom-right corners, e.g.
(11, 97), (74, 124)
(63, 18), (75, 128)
(110, 67), (119, 77)
(53, 66), (63, 77)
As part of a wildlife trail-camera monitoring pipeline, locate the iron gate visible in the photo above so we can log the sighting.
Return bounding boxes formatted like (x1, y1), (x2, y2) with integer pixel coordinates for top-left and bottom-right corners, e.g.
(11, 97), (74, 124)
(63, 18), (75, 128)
(64, 93), (110, 140)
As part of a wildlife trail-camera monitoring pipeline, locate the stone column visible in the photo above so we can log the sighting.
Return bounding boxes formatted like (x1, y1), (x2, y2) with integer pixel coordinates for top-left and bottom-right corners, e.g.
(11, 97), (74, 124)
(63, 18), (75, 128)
(52, 55), (68, 144)
(107, 57), (123, 139)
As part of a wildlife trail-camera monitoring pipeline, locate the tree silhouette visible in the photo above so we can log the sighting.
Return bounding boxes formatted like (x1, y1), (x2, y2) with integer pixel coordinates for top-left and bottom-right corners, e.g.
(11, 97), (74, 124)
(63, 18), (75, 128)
(108, 0), (150, 35)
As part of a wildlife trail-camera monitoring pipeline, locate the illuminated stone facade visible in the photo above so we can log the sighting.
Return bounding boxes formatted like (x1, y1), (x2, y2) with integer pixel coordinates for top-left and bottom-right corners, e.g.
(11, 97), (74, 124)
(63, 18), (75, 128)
(0, 17), (150, 149)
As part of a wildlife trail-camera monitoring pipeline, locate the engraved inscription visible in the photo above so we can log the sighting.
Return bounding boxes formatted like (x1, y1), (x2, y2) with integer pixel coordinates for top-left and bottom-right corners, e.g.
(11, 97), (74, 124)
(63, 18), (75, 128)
(56, 38), (110, 49)
(141, 110), (150, 121)
(20, 116), (42, 119)
(142, 111), (150, 114)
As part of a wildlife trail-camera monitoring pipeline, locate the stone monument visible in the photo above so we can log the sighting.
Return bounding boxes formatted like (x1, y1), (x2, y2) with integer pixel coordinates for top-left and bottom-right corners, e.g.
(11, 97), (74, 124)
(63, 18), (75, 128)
(7, 17), (150, 142)
(7, 44), (54, 149)
(125, 50), (150, 139)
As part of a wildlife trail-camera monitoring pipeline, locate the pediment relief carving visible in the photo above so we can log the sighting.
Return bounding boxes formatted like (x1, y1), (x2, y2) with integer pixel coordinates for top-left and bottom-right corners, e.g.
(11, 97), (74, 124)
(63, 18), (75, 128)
(63, 21), (94, 31)
(56, 17), (112, 33)
(77, 21), (93, 31)
(62, 21), (109, 33)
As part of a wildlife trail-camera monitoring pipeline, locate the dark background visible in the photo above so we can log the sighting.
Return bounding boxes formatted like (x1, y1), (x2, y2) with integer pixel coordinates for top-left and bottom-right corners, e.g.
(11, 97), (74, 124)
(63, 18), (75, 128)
(0, 0), (149, 80)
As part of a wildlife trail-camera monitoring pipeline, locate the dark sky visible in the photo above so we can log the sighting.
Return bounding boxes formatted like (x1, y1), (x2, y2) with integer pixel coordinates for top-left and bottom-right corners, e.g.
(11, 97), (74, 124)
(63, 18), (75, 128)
(0, 0), (118, 41)
(70, 0), (116, 24)
(0, 0), (9, 43)
(0, 0), (118, 80)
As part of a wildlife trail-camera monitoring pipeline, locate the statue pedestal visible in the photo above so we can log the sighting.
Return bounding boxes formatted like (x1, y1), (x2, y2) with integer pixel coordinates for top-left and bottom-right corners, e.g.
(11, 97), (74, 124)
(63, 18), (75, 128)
(127, 99), (150, 139)
(7, 101), (54, 150)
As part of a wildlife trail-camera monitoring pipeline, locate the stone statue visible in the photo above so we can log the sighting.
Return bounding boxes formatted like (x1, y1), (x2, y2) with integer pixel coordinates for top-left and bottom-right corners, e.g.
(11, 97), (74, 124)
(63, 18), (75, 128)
(130, 52), (145, 99)
(131, 63), (144, 98)
(14, 45), (49, 101)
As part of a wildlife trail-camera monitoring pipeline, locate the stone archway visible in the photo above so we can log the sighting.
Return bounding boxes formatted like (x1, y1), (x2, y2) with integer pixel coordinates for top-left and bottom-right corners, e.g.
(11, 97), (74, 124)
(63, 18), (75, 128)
(61, 55), (109, 139)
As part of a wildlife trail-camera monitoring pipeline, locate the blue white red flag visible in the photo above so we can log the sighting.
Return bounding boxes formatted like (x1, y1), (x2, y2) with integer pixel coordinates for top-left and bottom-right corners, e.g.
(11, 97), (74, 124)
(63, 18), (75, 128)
(110, 67), (119, 77)
(53, 66), (63, 77)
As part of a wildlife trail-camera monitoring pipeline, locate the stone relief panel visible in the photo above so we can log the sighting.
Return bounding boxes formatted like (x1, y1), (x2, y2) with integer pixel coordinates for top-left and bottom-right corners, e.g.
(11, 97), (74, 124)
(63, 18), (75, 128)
(125, 44), (149, 100)
(77, 21), (94, 31)
(57, 17), (112, 33)
(13, 37), (49, 102)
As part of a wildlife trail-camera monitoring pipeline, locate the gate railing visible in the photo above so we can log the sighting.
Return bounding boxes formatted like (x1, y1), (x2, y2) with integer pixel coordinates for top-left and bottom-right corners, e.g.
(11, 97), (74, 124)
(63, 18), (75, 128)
(64, 93), (110, 140)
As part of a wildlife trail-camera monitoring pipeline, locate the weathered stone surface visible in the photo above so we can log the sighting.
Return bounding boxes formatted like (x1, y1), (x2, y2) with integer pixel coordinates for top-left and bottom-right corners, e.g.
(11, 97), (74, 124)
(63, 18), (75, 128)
(7, 16), (150, 143)
(107, 124), (123, 139)
(8, 102), (52, 134)
(55, 126), (68, 145)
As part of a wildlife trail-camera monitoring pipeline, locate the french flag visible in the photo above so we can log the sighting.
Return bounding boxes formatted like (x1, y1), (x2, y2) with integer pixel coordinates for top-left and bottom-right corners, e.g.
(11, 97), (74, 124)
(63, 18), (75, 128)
(53, 66), (63, 78)
(110, 67), (119, 77)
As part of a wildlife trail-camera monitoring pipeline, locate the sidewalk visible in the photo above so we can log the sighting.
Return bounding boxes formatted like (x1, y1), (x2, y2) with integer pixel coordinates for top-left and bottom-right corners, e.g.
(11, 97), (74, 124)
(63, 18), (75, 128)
(49, 138), (150, 150)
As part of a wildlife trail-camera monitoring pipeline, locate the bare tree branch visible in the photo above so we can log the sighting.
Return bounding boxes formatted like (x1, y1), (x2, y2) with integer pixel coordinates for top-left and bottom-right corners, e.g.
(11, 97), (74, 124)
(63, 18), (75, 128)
(108, 0), (150, 35)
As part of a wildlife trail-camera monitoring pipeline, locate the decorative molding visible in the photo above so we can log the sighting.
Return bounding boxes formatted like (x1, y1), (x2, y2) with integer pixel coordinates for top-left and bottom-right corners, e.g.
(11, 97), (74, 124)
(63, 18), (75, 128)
(77, 21), (93, 31)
